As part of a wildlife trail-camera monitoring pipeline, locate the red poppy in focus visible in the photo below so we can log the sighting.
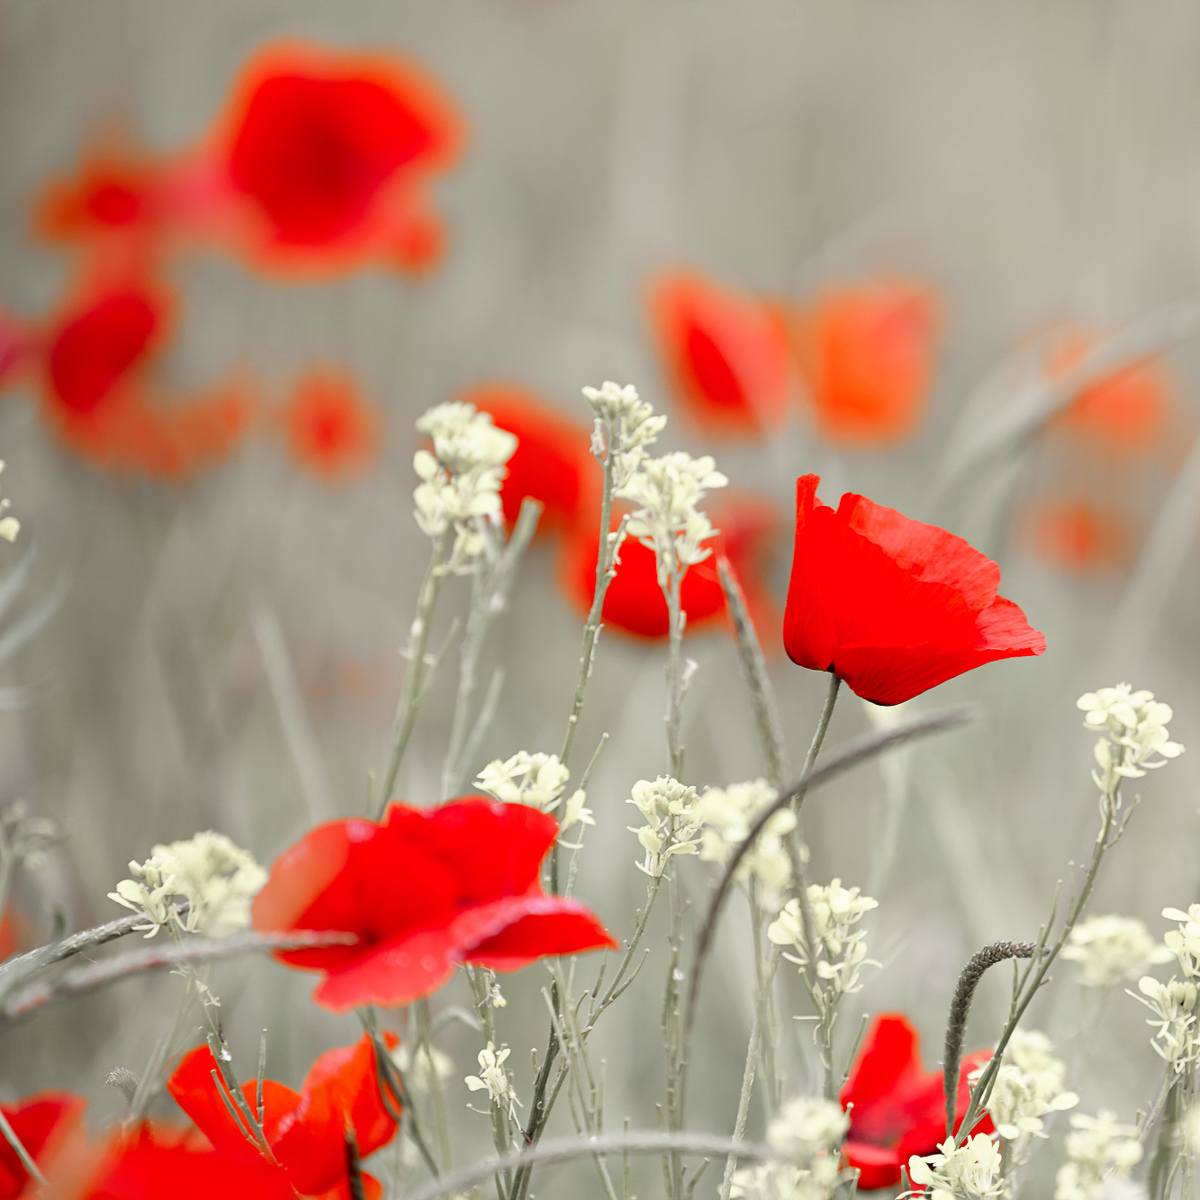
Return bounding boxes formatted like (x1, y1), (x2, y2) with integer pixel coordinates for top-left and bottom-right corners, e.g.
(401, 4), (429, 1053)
(467, 386), (598, 533)
(200, 41), (463, 277)
(647, 272), (793, 436)
(252, 799), (615, 1010)
(793, 281), (936, 445)
(842, 1014), (990, 1191)
(168, 1034), (397, 1199)
(1031, 497), (1130, 573)
(283, 368), (380, 480)
(783, 475), (1045, 705)
(0, 1092), (85, 1198)
(1049, 331), (1170, 456)
(558, 495), (781, 640)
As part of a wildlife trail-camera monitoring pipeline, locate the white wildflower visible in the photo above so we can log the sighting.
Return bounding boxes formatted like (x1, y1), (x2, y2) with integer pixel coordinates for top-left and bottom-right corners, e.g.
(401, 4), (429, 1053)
(627, 776), (702, 877)
(488, 981), (507, 1008)
(582, 380), (666, 488)
(476, 752), (570, 811)
(465, 1042), (521, 1123)
(904, 1134), (1005, 1199)
(729, 1157), (841, 1200)
(0, 461), (19, 542)
(695, 779), (795, 909)
(766, 1096), (850, 1159)
(1092, 1182), (1148, 1200)
(1180, 1104), (1200, 1158)
(108, 831), (265, 938)
(1054, 1112), (1143, 1200)
(1064, 915), (1173, 987)
(970, 1029), (1077, 1143)
(1134, 975), (1199, 1070)
(558, 788), (595, 846)
(1077, 684), (1184, 790)
(1162, 903), (1200, 978)
(730, 1096), (848, 1200)
(391, 1042), (454, 1091)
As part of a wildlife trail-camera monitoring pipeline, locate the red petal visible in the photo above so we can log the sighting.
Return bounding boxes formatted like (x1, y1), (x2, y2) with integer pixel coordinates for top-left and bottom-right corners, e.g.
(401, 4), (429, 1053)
(312, 926), (463, 1011)
(0, 1093), (85, 1196)
(463, 896), (618, 970)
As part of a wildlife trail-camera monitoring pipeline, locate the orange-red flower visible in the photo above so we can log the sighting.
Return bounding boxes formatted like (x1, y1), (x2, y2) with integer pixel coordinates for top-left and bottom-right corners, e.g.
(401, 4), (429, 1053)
(1031, 497), (1130, 573)
(559, 494), (781, 640)
(252, 799), (615, 1011)
(0, 1093), (85, 1199)
(198, 41), (464, 278)
(783, 475), (1045, 705)
(1049, 331), (1170, 455)
(168, 1034), (398, 1200)
(283, 368), (380, 480)
(647, 272), (792, 436)
(0, 908), (20, 961)
(466, 386), (598, 533)
(842, 1014), (990, 1191)
(0, 309), (35, 393)
(793, 281), (936, 445)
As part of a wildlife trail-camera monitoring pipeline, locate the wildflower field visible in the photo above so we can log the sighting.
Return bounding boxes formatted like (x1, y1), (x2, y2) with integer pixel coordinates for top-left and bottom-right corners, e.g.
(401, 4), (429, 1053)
(3, 3), (1200, 1198)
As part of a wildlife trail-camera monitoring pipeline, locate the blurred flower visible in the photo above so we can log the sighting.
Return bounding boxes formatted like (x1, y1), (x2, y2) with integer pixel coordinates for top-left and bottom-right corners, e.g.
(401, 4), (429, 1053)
(0, 800), (57, 873)
(647, 271), (792, 437)
(200, 41), (463, 277)
(0, 1092), (84, 1198)
(251, 799), (615, 1010)
(904, 1133), (1004, 1200)
(1054, 1112), (1144, 1200)
(465, 1042), (521, 1123)
(0, 309), (35, 394)
(783, 474), (1045, 705)
(695, 779), (793, 908)
(0, 463), (18, 544)
(169, 1033), (398, 1199)
(1031, 498), (1130, 573)
(730, 1096), (848, 1199)
(391, 1041), (454, 1091)
(627, 775), (702, 878)
(0, 909), (17, 960)
(581, 380), (666, 490)
(792, 281), (936, 445)
(467, 386), (598, 534)
(1063, 915), (1172, 987)
(107, 831), (266, 939)
(1134, 975), (1198, 1072)
(1049, 331), (1170, 457)
(282, 366), (380, 480)
(969, 1029), (1077, 1143)
(840, 1013), (991, 1190)
(1077, 685), (1184, 788)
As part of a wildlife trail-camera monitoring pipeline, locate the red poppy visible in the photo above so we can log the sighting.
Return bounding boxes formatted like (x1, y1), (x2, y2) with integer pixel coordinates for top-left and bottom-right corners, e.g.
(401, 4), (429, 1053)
(466, 386), (598, 533)
(0, 310), (35, 393)
(283, 368), (380, 480)
(0, 1092), (85, 1199)
(1031, 497), (1129, 573)
(1049, 331), (1170, 455)
(558, 494), (781, 640)
(842, 1014), (990, 1191)
(168, 1034), (397, 1199)
(252, 799), (616, 1011)
(647, 272), (792, 436)
(793, 281), (936, 445)
(0, 908), (20, 960)
(783, 475), (1045, 705)
(199, 41), (463, 277)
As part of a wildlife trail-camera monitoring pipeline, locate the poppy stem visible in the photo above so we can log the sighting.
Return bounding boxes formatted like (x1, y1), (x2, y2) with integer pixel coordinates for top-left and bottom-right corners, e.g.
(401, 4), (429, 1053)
(793, 674), (842, 814)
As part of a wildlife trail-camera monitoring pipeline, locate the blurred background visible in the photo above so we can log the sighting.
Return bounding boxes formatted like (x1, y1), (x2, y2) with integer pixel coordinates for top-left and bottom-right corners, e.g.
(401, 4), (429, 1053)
(2, 0), (1200, 1192)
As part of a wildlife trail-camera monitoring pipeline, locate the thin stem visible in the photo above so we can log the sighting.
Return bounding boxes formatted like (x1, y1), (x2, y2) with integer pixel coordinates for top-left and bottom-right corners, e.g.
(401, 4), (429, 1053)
(468, 968), (514, 1200)
(664, 564), (687, 782)
(0, 1106), (45, 1186)
(1148, 1075), (1181, 1200)
(793, 674), (841, 814)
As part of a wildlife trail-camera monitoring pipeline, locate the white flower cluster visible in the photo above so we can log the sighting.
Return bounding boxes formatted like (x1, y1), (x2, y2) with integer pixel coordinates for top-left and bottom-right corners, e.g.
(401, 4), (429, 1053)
(729, 1096), (848, 1200)
(413, 401), (518, 572)
(627, 775), (702, 877)
(581, 380), (666, 488)
(1077, 685), (1184, 792)
(0, 460), (20, 543)
(904, 1134), (1005, 1200)
(617, 451), (728, 585)
(1054, 1112), (1144, 1200)
(108, 831), (266, 938)
(768, 879), (879, 1006)
(970, 1029), (1078, 1143)
(1133, 905), (1200, 1072)
(1064, 915), (1173, 988)
(475, 751), (593, 844)
(694, 779), (794, 909)
(464, 1041), (521, 1123)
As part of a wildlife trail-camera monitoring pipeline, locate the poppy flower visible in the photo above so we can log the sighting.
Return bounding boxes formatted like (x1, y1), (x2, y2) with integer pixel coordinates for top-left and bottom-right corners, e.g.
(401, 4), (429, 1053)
(251, 799), (615, 1010)
(1049, 331), (1170, 455)
(842, 1014), (990, 1191)
(466, 386), (598, 532)
(0, 908), (20, 960)
(647, 272), (793, 436)
(1030, 497), (1130, 573)
(168, 1034), (398, 1199)
(282, 368), (380, 480)
(558, 495), (781, 640)
(200, 41), (463, 278)
(793, 281), (936, 445)
(0, 310), (35, 393)
(783, 475), (1044, 705)
(0, 1092), (85, 1198)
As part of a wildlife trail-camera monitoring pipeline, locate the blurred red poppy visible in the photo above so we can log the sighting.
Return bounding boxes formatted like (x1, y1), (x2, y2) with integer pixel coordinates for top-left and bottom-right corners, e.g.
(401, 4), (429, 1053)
(783, 475), (1045, 704)
(647, 272), (792, 436)
(1049, 331), (1170, 456)
(168, 1034), (397, 1200)
(1031, 497), (1129, 573)
(0, 1092), (85, 1199)
(0, 309), (35, 393)
(467, 386), (598, 533)
(0, 908), (20, 960)
(558, 494), (781, 640)
(283, 368), (380, 480)
(793, 281), (936, 445)
(199, 42), (464, 277)
(252, 799), (615, 1010)
(842, 1014), (990, 1191)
